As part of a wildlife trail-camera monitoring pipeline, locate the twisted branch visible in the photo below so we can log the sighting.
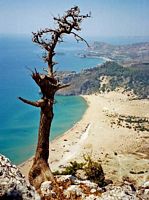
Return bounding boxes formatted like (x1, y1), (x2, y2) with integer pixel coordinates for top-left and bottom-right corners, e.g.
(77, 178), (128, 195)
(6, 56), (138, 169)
(70, 31), (90, 47)
(18, 97), (46, 107)
(20, 7), (90, 105)
(32, 6), (90, 77)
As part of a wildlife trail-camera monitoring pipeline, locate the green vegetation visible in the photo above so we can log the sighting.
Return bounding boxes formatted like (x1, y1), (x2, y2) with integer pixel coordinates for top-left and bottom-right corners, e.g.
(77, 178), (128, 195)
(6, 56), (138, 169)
(53, 156), (105, 186)
(54, 161), (84, 176)
(83, 155), (105, 186)
(108, 113), (149, 132)
(99, 62), (149, 98)
(58, 61), (149, 99)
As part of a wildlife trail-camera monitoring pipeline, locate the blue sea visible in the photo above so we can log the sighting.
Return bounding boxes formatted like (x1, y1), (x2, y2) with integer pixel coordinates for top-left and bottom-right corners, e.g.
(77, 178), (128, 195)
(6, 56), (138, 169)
(0, 35), (102, 164)
(0, 35), (149, 164)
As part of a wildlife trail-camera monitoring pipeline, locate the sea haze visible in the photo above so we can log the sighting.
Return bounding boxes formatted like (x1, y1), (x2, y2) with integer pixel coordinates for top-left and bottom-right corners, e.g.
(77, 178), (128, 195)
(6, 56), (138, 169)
(0, 35), (101, 164)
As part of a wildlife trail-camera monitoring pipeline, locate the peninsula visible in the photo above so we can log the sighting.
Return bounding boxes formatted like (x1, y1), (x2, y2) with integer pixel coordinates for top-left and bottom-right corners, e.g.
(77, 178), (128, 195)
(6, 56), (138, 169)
(79, 42), (149, 66)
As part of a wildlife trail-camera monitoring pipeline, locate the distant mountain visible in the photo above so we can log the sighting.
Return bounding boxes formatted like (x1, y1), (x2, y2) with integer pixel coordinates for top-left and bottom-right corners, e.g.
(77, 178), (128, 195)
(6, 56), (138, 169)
(80, 42), (149, 66)
(57, 61), (149, 99)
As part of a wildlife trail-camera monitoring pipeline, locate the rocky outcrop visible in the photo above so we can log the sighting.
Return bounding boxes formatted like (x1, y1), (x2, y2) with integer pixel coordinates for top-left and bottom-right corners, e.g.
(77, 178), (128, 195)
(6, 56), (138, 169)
(40, 175), (149, 200)
(0, 154), (40, 200)
(40, 175), (103, 199)
(1, 154), (148, 199)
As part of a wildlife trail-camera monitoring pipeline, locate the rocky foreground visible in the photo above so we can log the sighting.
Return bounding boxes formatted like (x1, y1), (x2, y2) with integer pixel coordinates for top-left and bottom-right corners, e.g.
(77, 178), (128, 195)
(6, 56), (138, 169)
(0, 154), (40, 200)
(0, 154), (149, 200)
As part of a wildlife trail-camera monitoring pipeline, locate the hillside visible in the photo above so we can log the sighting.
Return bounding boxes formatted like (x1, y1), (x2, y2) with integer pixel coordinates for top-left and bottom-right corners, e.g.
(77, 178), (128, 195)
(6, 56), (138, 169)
(57, 61), (149, 99)
(82, 42), (149, 66)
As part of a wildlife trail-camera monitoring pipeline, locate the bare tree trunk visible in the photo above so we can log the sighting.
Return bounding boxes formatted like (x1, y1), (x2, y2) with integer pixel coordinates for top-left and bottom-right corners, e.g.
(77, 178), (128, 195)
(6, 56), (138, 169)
(28, 99), (56, 189)
(18, 6), (90, 192)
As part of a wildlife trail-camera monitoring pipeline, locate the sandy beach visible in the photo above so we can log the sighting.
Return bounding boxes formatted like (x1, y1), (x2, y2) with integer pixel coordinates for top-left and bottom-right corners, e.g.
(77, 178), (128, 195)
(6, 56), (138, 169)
(19, 92), (149, 186)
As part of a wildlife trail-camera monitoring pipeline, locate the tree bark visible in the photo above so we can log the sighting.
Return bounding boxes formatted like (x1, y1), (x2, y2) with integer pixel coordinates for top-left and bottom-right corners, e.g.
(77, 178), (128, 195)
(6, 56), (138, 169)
(28, 99), (56, 189)
(18, 6), (90, 193)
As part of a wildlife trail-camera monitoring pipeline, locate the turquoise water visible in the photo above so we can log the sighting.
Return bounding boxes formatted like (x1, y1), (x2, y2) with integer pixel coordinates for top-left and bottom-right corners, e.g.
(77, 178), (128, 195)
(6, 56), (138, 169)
(0, 35), (100, 164)
(0, 95), (87, 164)
(1, 35), (148, 164)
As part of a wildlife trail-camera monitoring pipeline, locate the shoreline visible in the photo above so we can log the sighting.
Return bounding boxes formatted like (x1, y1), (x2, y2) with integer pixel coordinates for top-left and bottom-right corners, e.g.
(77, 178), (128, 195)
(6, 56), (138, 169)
(19, 96), (90, 172)
(19, 92), (149, 186)
(77, 53), (112, 62)
(17, 95), (89, 175)
(17, 95), (88, 167)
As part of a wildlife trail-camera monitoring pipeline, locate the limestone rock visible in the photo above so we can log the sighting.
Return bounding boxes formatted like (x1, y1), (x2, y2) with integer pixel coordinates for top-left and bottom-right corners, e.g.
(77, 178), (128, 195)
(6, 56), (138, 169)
(85, 194), (101, 200)
(40, 181), (53, 197)
(142, 181), (149, 188)
(63, 185), (83, 198)
(56, 175), (76, 184)
(99, 185), (138, 200)
(0, 154), (40, 200)
(76, 169), (88, 180)
(38, 174), (149, 199)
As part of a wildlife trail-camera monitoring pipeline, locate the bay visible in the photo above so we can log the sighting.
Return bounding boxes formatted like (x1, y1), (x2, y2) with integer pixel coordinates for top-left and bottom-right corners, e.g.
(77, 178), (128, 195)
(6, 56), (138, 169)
(0, 35), (101, 164)
(1, 35), (148, 164)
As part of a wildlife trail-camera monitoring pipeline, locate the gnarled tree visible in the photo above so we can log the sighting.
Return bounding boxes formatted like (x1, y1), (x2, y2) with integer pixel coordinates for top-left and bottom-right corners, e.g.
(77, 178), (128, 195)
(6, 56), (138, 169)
(19, 6), (90, 190)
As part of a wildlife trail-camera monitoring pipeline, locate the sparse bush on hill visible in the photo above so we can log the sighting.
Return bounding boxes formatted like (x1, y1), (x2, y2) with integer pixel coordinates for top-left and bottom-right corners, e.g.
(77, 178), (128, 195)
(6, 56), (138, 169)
(58, 61), (149, 98)
(54, 155), (106, 187)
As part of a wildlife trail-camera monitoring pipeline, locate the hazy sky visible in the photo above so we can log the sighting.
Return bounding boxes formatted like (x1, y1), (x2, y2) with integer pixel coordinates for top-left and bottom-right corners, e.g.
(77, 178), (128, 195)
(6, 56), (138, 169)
(0, 0), (149, 37)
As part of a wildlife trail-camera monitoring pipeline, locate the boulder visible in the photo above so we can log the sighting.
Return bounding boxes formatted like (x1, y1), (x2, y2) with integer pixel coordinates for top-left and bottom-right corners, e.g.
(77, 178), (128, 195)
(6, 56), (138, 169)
(0, 154), (40, 200)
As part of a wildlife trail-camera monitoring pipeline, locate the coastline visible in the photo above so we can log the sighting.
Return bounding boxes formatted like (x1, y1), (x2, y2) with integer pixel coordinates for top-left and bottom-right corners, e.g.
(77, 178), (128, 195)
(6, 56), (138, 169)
(19, 92), (149, 186)
(78, 54), (112, 62)
(19, 96), (90, 173)
(99, 56), (112, 62)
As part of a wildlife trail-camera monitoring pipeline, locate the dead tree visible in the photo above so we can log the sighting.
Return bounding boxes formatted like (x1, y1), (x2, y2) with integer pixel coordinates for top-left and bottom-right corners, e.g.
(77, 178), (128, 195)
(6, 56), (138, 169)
(19, 6), (90, 190)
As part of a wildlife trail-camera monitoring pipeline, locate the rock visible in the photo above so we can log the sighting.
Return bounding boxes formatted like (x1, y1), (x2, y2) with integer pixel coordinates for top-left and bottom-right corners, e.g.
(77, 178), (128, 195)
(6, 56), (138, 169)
(90, 188), (96, 193)
(75, 180), (98, 189)
(99, 185), (138, 200)
(76, 169), (88, 180)
(63, 185), (83, 198)
(137, 181), (149, 200)
(56, 175), (76, 184)
(65, 149), (70, 152)
(142, 181), (149, 188)
(85, 194), (101, 200)
(0, 154), (40, 200)
(104, 179), (113, 186)
(55, 175), (101, 199)
(40, 181), (53, 196)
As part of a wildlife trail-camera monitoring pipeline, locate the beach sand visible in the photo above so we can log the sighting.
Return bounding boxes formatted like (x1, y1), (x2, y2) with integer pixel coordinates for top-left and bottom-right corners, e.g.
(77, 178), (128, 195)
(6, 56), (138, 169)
(19, 92), (149, 186)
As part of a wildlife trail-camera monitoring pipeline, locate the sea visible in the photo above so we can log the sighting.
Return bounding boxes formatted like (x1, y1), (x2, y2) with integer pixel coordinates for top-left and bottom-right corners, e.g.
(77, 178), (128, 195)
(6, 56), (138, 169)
(0, 34), (102, 164)
(0, 35), (149, 164)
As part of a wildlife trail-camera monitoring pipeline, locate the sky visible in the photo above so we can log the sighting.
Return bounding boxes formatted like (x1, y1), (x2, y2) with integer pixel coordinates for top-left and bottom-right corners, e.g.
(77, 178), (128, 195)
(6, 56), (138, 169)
(0, 0), (149, 37)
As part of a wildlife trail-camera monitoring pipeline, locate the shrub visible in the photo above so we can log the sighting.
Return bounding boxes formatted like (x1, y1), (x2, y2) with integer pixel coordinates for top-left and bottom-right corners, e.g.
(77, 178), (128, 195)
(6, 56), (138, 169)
(53, 155), (105, 186)
(83, 155), (105, 186)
